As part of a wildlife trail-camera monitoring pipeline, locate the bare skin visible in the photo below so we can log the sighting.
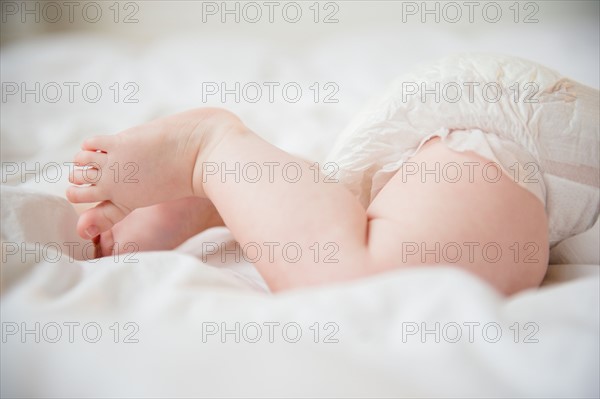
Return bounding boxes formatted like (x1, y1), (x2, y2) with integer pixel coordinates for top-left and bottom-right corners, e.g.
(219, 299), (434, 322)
(92, 197), (223, 257)
(68, 108), (549, 295)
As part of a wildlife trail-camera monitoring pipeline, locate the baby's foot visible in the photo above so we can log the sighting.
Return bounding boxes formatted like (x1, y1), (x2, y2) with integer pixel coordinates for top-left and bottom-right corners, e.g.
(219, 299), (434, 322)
(95, 197), (224, 257)
(67, 108), (243, 239)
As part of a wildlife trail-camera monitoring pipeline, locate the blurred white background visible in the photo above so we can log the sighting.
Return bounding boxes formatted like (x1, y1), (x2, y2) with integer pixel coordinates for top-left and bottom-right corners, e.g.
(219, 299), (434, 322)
(1, 0), (599, 167)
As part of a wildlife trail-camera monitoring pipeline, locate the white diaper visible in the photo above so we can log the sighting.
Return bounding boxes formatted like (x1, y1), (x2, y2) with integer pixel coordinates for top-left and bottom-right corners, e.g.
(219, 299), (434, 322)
(369, 127), (547, 206)
(326, 54), (599, 247)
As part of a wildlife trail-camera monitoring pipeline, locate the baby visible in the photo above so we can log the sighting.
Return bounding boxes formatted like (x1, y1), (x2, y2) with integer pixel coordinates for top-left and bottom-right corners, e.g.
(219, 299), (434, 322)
(67, 107), (549, 295)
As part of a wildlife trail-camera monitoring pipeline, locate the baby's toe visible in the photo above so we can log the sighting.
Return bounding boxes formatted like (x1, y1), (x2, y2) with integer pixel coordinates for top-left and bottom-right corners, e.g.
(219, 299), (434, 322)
(81, 135), (114, 152)
(73, 150), (107, 168)
(97, 229), (116, 257)
(66, 185), (105, 203)
(76, 201), (129, 239)
(69, 167), (101, 185)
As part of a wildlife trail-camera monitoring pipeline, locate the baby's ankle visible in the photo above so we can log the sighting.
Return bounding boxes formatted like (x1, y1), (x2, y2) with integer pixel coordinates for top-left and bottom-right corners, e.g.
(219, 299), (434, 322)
(188, 108), (249, 197)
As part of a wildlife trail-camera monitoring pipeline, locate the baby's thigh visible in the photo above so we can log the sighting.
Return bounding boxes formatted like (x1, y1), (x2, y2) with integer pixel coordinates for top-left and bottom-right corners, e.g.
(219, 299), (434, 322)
(366, 137), (549, 295)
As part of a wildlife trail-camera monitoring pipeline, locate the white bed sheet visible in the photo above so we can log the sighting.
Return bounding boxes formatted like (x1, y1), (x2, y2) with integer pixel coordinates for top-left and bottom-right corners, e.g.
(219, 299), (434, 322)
(1, 26), (599, 397)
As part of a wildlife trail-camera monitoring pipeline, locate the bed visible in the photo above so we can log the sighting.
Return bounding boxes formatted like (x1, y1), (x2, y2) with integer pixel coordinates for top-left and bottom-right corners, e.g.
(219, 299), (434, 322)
(1, 1), (599, 397)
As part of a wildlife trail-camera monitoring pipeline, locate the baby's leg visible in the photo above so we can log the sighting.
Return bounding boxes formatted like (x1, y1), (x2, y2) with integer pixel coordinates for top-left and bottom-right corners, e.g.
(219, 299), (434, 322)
(199, 129), (374, 290)
(68, 109), (374, 290)
(69, 109), (548, 294)
(201, 129), (548, 294)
